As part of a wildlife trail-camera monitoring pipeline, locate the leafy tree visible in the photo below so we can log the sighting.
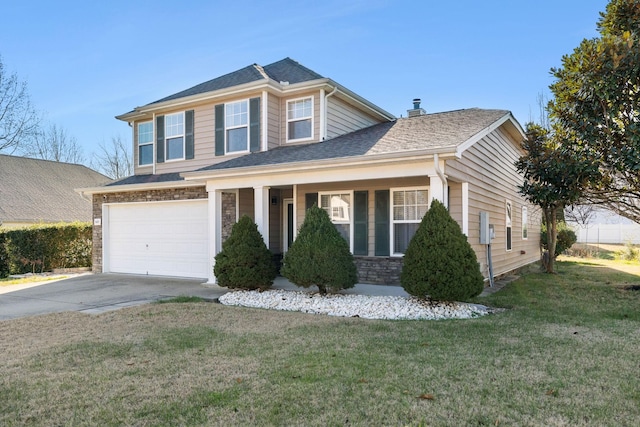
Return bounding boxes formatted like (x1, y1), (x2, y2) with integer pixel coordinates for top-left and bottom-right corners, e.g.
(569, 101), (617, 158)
(281, 205), (357, 295)
(550, 0), (640, 223)
(22, 123), (84, 164)
(515, 123), (596, 273)
(90, 136), (133, 179)
(541, 221), (577, 259)
(0, 55), (40, 153)
(400, 199), (483, 302)
(213, 215), (277, 290)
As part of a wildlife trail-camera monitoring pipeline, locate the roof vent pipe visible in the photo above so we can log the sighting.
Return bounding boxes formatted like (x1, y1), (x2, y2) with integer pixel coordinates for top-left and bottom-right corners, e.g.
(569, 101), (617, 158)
(413, 98), (421, 109)
(407, 98), (426, 118)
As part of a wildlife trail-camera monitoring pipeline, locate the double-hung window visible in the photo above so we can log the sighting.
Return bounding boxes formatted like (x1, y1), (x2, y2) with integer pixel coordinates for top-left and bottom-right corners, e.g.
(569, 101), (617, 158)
(225, 100), (249, 153)
(287, 97), (313, 141)
(506, 200), (513, 251)
(320, 192), (352, 247)
(392, 188), (428, 254)
(165, 112), (184, 161)
(137, 122), (153, 166)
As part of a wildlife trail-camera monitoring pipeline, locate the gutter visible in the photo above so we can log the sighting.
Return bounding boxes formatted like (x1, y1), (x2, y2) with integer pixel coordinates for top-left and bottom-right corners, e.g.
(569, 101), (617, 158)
(433, 153), (449, 207)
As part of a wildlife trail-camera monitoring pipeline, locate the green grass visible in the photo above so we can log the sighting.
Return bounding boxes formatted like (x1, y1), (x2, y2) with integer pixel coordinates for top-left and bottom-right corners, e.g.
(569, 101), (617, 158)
(0, 258), (639, 426)
(153, 295), (206, 304)
(0, 275), (68, 287)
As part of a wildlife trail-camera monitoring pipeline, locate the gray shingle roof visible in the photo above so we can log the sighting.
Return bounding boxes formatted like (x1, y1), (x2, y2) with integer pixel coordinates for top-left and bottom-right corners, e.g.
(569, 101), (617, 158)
(0, 155), (111, 225)
(197, 108), (510, 171)
(105, 173), (184, 186)
(149, 58), (324, 105)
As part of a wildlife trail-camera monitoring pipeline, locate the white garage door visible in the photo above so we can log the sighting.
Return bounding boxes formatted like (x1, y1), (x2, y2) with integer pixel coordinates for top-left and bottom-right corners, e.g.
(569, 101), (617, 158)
(105, 200), (209, 279)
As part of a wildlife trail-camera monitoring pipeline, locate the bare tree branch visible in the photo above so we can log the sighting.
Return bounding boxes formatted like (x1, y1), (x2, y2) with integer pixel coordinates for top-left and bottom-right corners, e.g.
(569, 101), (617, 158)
(90, 136), (132, 179)
(21, 123), (84, 164)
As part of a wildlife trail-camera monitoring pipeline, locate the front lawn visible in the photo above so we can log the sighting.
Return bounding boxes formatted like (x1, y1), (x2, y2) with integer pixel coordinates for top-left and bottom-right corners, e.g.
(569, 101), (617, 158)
(0, 257), (638, 426)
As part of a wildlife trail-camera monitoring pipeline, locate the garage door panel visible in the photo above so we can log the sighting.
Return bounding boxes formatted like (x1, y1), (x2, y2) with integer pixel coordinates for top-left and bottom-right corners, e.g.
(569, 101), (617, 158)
(105, 201), (209, 279)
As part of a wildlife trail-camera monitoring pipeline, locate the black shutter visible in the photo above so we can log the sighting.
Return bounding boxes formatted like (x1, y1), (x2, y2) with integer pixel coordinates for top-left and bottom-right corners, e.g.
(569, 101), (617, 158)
(375, 190), (390, 256)
(249, 97), (260, 152)
(185, 110), (194, 160)
(354, 191), (368, 255)
(214, 104), (225, 156)
(156, 115), (164, 163)
(305, 193), (318, 210)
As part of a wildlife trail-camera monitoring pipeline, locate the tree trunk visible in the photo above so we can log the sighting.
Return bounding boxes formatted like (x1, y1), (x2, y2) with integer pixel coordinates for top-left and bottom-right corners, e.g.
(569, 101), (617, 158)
(544, 207), (558, 274)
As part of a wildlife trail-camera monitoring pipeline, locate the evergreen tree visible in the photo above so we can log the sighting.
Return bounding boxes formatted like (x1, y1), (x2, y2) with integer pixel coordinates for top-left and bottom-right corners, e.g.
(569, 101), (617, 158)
(213, 215), (277, 290)
(281, 205), (358, 295)
(401, 200), (484, 301)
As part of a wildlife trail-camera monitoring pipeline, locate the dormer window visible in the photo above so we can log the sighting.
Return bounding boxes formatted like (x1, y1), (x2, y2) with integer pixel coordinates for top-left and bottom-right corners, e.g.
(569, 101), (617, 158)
(287, 96), (313, 142)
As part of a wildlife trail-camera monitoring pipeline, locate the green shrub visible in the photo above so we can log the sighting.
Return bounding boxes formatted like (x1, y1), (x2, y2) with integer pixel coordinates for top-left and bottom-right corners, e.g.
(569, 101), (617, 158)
(2, 223), (92, 275)
(0, 231), (9, 278)
(616, 242), (639, 262)
(213, 215), (277, 290)
(541, 221), (577, 258)
(281, 205), (358, 295)
(400, 200), (484, 302)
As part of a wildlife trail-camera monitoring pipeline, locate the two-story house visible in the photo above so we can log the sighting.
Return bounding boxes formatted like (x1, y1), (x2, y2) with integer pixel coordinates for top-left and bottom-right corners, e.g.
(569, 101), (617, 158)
(79, 57), (540, 285)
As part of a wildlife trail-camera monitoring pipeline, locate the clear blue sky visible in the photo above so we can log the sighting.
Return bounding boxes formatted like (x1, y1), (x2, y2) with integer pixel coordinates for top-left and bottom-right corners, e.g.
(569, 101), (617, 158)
(0, 0), (608, 162)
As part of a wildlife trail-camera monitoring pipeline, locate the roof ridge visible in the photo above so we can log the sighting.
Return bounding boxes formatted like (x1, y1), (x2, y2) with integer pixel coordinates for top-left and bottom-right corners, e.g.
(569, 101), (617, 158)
(253, 63), (270, 80)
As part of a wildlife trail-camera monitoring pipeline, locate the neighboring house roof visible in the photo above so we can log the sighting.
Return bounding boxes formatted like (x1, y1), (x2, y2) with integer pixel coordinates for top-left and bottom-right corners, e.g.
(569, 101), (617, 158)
(195, 108), (513, 171)
(0, 155), (111, 225)
(151, 58), (324, 105)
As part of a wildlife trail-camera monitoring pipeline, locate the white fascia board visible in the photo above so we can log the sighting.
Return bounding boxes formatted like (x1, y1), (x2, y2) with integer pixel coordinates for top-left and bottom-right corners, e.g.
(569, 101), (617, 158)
(75, 180), (204, 196)
(455, 113), (525, 158)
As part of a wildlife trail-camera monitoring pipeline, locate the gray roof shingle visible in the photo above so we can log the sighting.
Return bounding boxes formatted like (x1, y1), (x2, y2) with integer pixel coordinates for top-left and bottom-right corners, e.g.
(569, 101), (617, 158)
(0, 155), (111, 224)
(149, 58), (324, 106)
(105, 172), (184, 186)
(197, 108), (510, 171)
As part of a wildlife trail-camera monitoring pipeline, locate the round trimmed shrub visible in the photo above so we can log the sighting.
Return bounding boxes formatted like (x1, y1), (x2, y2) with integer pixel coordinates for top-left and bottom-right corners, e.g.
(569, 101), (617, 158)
(213, 215), (277, 290)
(281, 205), (358, 295)
(541, 221), (577, 258)
(401, 199), (484, 301)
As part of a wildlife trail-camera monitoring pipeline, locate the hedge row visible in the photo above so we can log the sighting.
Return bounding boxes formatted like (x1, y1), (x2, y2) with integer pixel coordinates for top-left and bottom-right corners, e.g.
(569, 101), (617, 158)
(0, 222), (92, 278)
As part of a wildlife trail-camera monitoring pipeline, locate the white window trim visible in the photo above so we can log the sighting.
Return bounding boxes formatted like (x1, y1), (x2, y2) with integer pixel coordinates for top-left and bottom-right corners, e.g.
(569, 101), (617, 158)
(318, 190), (354, 252)
(137, 121), (153, 166)
(506, 200), (513, 251)
(390, 186), (429, 256)
(165, 112), (185, 162)
(225, 99), (250, 154)
(522, 206), (528, 240)
(286, 95), (314, 143)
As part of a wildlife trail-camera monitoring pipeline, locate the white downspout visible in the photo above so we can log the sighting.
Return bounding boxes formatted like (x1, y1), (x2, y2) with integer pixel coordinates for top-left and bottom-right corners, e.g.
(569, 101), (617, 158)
(433, 153), (448, 208)
(152, 113), (156, 175)
(322, 86), (339, 140)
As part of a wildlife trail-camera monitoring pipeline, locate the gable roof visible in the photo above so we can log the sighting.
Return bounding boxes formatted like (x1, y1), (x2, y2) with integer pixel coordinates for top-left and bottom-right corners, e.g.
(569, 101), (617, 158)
(149, 58), (324, 105)
(0, 155), (111, 225)
(193, 108), (514, 172)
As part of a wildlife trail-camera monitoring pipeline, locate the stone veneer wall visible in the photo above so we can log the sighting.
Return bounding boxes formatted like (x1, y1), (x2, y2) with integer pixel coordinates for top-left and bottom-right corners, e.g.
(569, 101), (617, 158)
(92, 186), (207, 273)
(354, 256), (403, 286)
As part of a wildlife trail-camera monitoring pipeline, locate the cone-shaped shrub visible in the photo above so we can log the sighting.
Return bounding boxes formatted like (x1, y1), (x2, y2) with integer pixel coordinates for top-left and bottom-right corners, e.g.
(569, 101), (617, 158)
(213, 215), (277, 290)
(401, 199), (484, 301)
(281, 205), (358, 295)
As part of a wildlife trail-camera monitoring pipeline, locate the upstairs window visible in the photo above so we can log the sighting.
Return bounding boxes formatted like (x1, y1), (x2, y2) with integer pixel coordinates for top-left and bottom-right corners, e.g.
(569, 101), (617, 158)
(287, 97), (313, 141)
(392, 188), (428, 254)
(225, 100), (249, 153)
(165, 112), (184, 161)
(137, 122), (153, 166)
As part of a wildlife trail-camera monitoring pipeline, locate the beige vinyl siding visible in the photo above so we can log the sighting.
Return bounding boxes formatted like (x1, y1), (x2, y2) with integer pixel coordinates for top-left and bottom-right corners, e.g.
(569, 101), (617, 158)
(296, 177), (428, 256)
(446, 128), (540, 278)
(326, 96), (381, 139)
(280, 91), (321, 146)
(448, 181), (463, 226)
(267, 92), (281, 150)
(238, 188), (254, 219)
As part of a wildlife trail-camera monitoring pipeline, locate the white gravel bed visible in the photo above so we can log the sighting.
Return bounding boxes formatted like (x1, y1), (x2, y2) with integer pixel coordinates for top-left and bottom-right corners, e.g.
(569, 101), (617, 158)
(218, 289), (491, 320)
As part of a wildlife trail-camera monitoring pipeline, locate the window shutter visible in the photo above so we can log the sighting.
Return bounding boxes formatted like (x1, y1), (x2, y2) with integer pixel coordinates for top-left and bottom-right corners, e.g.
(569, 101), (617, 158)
(249, 97), (260, 152)
(375, 190), (390, 256)
(305, 193), (318, 210)
(155, 115), (165, 163)
(354, 191), (368, 255)
(214, 104), (225, 156)
(185, 110), (194, 160)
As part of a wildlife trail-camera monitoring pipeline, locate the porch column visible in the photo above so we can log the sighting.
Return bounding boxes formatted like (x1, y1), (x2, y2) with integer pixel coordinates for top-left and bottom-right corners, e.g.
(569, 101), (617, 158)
(429, 174), (445, 205)
(254, 186), (270, 247)
(206, 187), (222, 285)
(462, 182), (469, 235)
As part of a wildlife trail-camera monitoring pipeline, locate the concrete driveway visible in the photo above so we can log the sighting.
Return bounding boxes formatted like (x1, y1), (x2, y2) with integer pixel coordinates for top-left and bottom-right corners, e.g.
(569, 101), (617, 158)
(0, 273), (227, 321)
